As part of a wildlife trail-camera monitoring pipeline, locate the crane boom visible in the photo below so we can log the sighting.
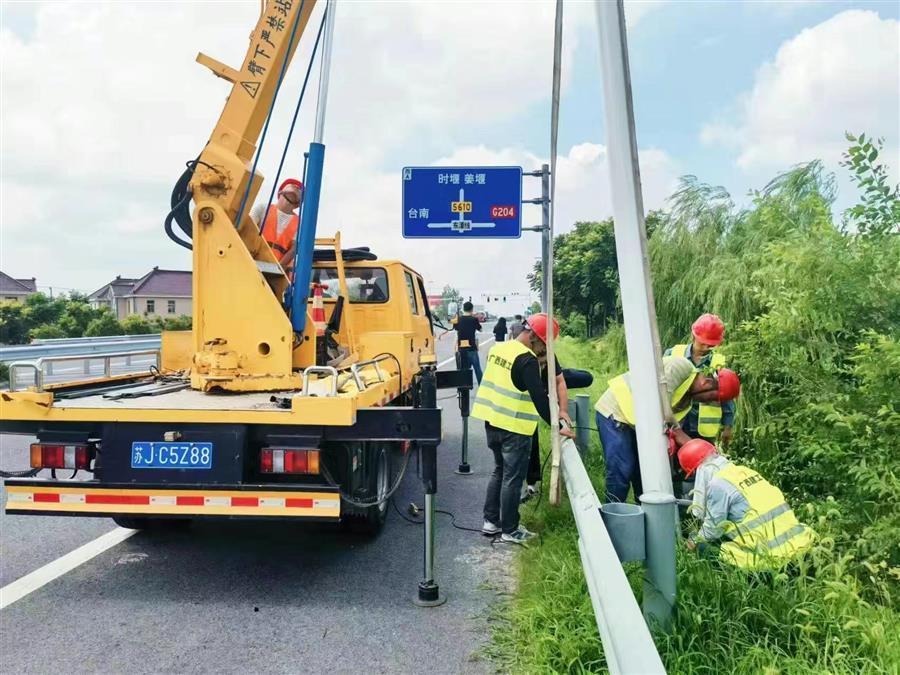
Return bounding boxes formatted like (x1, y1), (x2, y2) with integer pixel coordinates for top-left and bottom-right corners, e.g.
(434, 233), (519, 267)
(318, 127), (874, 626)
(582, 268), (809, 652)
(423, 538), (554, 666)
(186, 0), (321, 392)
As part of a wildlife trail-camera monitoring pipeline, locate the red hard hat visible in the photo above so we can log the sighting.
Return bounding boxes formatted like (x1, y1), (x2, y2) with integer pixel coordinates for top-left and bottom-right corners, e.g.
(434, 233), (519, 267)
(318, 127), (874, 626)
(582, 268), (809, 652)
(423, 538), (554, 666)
(525, 313), (559, 343)
(692, 313), (725, 346)
(279, 178), (304, 193)
(678, 439), (717, 478)
(716, 368), (741, 402)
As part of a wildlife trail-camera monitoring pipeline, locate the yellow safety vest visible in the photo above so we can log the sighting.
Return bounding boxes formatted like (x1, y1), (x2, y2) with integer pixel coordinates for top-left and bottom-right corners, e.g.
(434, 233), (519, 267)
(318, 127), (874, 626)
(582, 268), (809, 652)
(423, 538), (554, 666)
(672, 344), (727, 437)
(606, 369), (695, 426)
(715, 463), (815, 570)
(471, 340), (540, 435)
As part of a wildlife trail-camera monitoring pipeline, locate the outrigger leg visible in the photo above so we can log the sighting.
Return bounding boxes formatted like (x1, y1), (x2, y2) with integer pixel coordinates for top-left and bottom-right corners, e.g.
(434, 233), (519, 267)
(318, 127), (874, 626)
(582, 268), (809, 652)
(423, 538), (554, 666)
(414, 366), (446, 607)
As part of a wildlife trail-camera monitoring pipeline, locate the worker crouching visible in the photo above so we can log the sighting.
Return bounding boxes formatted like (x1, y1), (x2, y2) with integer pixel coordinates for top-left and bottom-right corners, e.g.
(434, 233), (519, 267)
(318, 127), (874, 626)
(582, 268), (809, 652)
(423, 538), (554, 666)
(678, 440), (816, 570)
(594, 356), (740, 503)
(472, 313), (575, 545)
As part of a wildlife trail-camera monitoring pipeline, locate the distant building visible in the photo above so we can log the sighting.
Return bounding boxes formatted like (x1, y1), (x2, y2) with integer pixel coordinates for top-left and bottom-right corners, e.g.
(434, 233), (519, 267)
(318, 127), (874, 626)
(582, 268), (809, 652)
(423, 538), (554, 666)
(0, 272), (37, 303)
(426, 294), (443, 310)
(89, 268), (192, 320)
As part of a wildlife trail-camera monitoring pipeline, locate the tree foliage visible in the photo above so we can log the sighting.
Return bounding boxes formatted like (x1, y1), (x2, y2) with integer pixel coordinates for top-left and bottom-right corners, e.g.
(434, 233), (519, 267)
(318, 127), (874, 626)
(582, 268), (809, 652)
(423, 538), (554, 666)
(556, 134), (900, 594)
(531, 211), (664, 337)
(0, 292), (192, 344)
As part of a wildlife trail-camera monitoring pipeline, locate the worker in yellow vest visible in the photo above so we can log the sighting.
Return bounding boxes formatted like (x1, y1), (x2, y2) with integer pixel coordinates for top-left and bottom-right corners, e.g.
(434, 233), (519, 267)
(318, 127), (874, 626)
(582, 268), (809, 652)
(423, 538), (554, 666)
(250, 178), (303, 271)
(472, 313), (575, 545)
(664, 313), (735, 447)
(678, 439), (815, 570)
(594, 356), (740, 503)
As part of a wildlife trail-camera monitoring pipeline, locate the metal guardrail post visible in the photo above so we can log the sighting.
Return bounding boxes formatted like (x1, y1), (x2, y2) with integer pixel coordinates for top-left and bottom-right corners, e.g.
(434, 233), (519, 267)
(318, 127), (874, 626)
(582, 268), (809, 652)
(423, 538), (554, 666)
(575, 394), (591, 454)
(640, 491), (677, 630)
(560, 438), (666, 674)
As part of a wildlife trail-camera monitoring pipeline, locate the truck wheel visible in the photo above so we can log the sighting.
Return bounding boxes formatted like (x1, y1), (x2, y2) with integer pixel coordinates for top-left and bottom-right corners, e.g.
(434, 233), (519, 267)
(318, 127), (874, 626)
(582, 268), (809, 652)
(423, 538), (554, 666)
(342, 442), (392, 535)
(112, 516), (152, 530)
(111, 517), (191, 531)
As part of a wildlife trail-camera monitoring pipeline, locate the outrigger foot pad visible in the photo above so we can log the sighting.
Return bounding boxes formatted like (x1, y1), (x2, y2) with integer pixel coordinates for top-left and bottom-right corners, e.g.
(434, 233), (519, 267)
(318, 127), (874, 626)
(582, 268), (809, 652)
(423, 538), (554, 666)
(454, 463), (472, 475)
(413, 581), (446, 607)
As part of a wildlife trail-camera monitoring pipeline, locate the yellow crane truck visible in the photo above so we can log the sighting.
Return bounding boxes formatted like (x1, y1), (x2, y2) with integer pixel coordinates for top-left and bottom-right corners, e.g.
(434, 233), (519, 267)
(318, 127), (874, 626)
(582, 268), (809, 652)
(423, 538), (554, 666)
(1, 0), (465, 604)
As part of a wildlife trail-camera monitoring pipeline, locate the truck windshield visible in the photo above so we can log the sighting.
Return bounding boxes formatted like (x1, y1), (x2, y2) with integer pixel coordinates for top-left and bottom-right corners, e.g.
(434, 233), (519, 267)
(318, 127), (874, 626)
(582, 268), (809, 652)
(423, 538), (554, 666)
(310, 267), (389, 303)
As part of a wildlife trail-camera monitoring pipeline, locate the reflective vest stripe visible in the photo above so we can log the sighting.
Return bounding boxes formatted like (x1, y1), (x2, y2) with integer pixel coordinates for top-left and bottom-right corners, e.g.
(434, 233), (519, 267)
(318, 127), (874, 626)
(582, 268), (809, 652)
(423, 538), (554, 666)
(722, 502), (790, 541)
(477, 379), (531, 401)
(471, 340), (540, 435)
(671, 344), (726, 437)
(471, 397), (540, 422)
(261, 209), (299, 259)
(714, 463), (814, 569)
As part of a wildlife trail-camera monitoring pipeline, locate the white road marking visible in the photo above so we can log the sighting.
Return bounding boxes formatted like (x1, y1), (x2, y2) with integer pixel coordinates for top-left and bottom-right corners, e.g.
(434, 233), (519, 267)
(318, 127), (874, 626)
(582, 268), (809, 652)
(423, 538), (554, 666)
(0, 527), (138, 610)
(437, 336), (495, 369)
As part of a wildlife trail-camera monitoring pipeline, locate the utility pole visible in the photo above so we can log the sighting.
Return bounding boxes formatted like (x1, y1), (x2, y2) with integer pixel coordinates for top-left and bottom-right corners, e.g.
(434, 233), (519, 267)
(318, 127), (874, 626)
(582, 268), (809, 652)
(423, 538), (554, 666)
(595, 0), (677, 629)
(522, 164), (551, 311)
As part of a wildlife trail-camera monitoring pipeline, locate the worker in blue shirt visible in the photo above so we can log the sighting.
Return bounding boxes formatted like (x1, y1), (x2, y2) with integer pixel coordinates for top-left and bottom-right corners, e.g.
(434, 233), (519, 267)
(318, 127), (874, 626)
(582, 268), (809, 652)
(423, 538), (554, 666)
(664, 313), (735, 447)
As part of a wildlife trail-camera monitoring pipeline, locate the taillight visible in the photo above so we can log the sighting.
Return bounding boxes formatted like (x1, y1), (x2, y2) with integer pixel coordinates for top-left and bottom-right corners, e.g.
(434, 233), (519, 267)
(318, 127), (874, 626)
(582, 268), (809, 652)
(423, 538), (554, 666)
(260, 448), (320, 475)
(30, 443), (92, 470)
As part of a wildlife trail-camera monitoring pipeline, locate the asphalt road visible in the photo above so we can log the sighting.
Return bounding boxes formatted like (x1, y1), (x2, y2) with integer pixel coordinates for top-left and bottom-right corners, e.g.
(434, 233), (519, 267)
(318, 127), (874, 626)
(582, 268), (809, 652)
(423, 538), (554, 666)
(0, 330), (514, 674)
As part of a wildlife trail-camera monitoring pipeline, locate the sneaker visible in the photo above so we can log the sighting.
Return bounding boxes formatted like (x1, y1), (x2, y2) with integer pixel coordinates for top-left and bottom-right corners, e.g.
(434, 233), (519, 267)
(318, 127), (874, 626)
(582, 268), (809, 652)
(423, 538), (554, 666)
(501, 526), (537, 545)
(520, 485), (539, 504)
(481, 520), (501, 536)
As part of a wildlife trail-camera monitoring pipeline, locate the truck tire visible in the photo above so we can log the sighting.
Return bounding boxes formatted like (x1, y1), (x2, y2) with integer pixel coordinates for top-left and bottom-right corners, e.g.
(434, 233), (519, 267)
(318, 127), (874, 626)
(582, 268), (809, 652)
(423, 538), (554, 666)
(342, 442), (392, 535)
(112, 517), (191, 531)
(112, 516), (152, 530)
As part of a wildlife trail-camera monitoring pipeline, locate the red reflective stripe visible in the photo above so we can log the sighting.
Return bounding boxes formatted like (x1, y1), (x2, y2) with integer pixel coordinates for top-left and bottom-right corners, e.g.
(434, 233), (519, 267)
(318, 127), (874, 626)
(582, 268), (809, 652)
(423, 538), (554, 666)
(231, 496), (259, 507)
(286, 498), (314, 509)
(176, 496), (204, 506)
(34, 493), (60, 503)
(85, 494), (150, 505)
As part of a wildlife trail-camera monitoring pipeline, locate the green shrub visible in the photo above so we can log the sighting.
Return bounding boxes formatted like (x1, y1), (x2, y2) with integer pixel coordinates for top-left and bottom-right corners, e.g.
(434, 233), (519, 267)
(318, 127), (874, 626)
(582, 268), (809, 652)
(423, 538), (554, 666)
(492, 135), (900, 672)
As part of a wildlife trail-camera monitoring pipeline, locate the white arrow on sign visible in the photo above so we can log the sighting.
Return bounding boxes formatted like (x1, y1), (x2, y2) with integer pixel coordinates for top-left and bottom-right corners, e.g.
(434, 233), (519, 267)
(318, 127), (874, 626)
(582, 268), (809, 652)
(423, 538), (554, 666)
(427, 188), (496, 232)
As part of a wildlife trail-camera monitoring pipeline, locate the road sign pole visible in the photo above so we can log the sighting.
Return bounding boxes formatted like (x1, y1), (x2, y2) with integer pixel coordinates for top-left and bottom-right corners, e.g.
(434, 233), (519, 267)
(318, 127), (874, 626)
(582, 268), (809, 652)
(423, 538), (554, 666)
(540, 164), (551, 310)
(595, 0), (676, 629)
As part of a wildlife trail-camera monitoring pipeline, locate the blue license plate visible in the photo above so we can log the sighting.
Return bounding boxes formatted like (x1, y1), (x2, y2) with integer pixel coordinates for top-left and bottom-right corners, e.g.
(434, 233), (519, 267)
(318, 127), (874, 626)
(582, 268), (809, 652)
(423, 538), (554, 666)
(131, 442), (213, 469)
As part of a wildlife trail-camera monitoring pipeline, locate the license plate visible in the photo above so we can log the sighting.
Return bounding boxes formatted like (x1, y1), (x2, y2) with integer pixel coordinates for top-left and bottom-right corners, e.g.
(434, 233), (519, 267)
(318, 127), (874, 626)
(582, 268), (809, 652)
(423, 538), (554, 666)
(131, 442), (213, 470)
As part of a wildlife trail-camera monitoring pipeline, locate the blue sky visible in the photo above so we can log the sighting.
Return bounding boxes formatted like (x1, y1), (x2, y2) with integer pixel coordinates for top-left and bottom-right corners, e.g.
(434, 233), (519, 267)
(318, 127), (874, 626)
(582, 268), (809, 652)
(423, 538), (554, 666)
(446, 1), (900, 207)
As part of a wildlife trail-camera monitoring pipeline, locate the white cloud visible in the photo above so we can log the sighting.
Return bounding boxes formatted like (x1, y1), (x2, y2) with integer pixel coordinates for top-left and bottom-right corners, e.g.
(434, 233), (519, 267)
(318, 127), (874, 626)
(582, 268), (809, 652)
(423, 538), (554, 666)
(700, 10), (900, 176)
(0, 0), (668, 294)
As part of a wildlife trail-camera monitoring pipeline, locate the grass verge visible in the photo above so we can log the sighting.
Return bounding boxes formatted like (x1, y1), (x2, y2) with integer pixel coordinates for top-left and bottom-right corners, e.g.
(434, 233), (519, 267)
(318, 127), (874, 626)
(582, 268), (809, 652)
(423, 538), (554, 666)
(485, 336), (899, 674)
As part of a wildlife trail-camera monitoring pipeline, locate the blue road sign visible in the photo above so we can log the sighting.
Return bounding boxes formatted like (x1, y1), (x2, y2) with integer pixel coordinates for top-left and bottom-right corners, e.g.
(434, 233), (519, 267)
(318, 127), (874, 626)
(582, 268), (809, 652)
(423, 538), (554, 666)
(402, 166), (523, 238)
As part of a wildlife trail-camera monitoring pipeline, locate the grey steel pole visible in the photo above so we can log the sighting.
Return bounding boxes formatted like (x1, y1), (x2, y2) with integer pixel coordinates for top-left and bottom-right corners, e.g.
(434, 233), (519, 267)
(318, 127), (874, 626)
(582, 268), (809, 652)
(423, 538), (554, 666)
(313, 0), (337, 143)
(546, 0), (564, 506)
(575, 394), (591, 454)
(540, 163), (551, 311)
(594, 0), (676, 629)
(454, 351), (472, 475)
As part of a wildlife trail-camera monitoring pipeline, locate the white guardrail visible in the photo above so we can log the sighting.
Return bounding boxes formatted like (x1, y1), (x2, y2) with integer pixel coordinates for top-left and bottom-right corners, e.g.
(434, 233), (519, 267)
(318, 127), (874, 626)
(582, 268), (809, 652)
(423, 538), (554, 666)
(560, 438), (667, 674)
(0, 334), (162, 391)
